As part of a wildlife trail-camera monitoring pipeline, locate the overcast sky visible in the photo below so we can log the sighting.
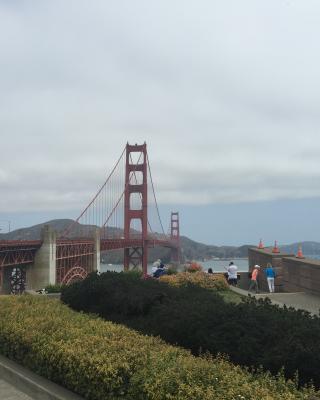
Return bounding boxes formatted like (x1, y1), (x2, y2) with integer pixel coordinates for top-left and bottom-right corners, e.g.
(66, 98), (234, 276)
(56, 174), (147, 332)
(1, 1), (320, 245)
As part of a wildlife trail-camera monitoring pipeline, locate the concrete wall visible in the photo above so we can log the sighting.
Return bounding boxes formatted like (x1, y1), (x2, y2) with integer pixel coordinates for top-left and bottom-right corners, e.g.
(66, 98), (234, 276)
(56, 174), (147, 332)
(249, 247), (320, 295)
(236, 272), (251, 290)
(26, 226), (56, 291)
(0, 267), (13, 294)
(248, 247), (295, 292)
(282, 257), (320, 295)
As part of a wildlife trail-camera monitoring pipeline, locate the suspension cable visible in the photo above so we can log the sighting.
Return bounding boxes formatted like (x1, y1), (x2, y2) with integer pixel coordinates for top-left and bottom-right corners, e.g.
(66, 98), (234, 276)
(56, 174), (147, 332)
(61, 146), (126, 238)
(146, 152), (167, 237)
(102, 150), (143, 228)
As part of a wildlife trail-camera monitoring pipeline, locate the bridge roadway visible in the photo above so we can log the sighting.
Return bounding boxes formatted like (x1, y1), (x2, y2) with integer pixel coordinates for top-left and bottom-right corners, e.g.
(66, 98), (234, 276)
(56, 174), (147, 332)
(0, 241), (41, 268)
(0, 238), (176, 268)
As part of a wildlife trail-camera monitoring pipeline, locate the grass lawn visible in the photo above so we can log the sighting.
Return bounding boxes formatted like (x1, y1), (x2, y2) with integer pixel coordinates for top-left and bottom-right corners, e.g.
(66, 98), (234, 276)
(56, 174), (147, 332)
(217, 288), (244, 304)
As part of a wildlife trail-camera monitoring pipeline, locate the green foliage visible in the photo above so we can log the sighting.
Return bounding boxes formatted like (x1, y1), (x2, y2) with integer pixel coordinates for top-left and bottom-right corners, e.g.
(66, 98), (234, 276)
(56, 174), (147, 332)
(160, 271), (228, 290)
(165, 265), (178, 275)
(124, 269), (143, 278)
(62, 272), (320, 389)
(0, 295), (317, 399)
(45, 284), (65, 293)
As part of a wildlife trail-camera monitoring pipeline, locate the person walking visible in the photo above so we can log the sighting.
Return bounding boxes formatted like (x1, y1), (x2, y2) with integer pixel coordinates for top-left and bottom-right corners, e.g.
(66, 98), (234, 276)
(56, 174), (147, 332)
(225, 262), (238, 286)
(249, 265), (260, 293)
(207, 268), (213, 274)
(265, 263), (276, 293)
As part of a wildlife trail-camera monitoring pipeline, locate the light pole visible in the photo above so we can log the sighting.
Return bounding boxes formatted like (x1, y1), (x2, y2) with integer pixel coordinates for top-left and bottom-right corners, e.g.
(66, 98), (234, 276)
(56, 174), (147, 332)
(0, 220), (11, 233)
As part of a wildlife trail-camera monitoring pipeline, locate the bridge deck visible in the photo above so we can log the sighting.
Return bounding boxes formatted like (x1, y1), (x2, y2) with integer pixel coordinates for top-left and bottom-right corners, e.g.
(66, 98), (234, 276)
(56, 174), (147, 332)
(0, 238), (177, 268)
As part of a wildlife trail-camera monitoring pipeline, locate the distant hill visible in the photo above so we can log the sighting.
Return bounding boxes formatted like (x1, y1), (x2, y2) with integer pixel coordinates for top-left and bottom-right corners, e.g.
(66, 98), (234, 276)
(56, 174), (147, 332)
(0, 219), (123, 241)
(280, 241), (320, 255)
(180, 236), (251, 260)
(1, 219), (319, 263)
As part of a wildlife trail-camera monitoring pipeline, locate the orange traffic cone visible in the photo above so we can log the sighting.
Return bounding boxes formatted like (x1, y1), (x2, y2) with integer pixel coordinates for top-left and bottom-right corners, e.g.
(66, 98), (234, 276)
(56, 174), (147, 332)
(296, 246), (304, 258)
(258, 239), (264, 249)
(272, 240), (280, 253)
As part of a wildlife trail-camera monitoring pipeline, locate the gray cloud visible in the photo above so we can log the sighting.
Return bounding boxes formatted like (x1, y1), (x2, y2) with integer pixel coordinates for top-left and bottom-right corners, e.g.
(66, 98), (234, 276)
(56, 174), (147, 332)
(1, 0), (320, 214)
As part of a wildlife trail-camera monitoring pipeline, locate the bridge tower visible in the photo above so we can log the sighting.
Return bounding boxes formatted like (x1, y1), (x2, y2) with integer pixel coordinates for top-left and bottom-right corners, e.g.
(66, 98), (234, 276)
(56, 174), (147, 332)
(170, 211), (181, 263)
(124, 143), (148, 275)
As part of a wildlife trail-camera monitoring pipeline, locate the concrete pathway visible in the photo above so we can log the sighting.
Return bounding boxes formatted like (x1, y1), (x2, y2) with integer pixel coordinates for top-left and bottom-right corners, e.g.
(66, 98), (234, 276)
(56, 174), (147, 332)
(231, 286), (320, 315)
(0, 379), (34, 400)
(0, 354), (83, 400)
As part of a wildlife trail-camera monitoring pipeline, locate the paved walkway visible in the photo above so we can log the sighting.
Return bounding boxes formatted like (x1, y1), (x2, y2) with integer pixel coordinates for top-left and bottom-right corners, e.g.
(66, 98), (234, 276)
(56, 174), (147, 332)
(0, 354), (83, 400)
(231, 286), (320, 315)
(0, 379), (34, 400)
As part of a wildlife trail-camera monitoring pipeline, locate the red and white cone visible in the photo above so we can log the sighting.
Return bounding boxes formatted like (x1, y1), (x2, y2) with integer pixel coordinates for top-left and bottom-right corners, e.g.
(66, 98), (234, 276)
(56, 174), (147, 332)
(296, 246), (304, 258)
(272, 240), (280, 253)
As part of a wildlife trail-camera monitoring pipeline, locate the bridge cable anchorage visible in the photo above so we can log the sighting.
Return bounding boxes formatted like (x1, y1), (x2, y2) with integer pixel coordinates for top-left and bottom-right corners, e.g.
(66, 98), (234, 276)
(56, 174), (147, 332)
(61, 145), (127, 238)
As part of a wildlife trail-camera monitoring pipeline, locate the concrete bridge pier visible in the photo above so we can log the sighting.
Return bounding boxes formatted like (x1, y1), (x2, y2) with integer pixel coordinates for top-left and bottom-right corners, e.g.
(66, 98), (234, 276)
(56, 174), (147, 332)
(93, 228), (100, 274)
(0, 267), (13, 294)
(26, 226), (56, 291)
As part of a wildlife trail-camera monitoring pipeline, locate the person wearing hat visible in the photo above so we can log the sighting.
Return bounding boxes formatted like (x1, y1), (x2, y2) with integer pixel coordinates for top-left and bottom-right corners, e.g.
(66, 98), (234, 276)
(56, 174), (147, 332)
(249, 265), (260, 293)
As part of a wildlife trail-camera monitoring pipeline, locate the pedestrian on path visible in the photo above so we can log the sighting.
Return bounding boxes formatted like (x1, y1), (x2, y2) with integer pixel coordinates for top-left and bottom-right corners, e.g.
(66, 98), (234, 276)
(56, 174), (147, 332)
(265, 263), (276, 293)
(249, 265), (260, 293)
(225, 261), (238, 286)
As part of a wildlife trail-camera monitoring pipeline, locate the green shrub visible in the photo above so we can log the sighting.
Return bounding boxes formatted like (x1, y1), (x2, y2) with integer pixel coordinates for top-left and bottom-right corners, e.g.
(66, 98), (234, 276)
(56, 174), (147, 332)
(45, 283), (65, 293)
(165, 265), (178, 275)
(62, 272), (320, 388)
(159, 271), (228, 290)
(0, 295), (317, 399)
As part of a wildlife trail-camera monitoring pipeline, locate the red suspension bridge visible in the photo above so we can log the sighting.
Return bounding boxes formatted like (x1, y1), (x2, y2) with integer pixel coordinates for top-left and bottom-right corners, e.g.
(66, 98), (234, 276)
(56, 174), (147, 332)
(0, 143), (181, 294)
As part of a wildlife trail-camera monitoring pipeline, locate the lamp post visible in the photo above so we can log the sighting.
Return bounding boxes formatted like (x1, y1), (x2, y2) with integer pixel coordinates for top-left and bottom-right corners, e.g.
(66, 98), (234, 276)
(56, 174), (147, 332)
(0, 220), (11, 233)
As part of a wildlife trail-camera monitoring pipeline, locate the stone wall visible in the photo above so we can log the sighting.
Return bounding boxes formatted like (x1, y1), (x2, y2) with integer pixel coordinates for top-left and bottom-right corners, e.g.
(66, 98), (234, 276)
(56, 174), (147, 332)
(236, 272), (251, 290)
(248, 247), (295, 292)
(249, 247), (320, 294)
(282, 257), (320, 295)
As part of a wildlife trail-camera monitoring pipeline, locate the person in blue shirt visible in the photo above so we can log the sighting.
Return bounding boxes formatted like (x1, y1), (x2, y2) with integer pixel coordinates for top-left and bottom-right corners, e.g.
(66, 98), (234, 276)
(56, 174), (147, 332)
(265, 263), (276, 293)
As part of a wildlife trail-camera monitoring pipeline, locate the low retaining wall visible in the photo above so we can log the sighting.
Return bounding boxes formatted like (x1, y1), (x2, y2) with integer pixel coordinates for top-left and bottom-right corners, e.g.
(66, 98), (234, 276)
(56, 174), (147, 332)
(248, 247), (294, 292)
(282, 257), (320, 295)
(248, 247), (320, 294)
(236, 272), (251, 290)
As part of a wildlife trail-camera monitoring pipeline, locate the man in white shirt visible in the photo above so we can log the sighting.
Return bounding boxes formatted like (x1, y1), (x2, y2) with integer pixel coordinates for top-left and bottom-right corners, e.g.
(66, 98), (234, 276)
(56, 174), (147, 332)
(152, 259), (161, 276)
(226, 262), (238, 286)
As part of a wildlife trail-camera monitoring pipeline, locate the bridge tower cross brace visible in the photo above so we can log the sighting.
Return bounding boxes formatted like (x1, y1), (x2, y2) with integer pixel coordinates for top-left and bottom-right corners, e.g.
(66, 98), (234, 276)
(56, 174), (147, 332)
(170, 211), (181, 263)
(124, 143), (148, 275)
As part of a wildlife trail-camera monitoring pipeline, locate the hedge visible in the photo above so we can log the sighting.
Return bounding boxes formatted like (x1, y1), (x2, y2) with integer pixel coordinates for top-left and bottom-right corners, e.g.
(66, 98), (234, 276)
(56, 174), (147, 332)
(61, 272), (320, 388)
(0, 295), (317, 399)
(159, 271), (228, 290)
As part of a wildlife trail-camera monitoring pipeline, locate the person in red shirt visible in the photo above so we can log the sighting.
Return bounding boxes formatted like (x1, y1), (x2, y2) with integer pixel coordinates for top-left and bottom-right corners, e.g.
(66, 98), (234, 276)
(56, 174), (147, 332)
(249, 265), (260, 293)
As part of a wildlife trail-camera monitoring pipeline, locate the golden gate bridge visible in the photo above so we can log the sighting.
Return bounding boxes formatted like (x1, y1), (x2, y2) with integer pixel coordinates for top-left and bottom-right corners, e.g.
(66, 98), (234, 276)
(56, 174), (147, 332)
(0, 143), (181, 294)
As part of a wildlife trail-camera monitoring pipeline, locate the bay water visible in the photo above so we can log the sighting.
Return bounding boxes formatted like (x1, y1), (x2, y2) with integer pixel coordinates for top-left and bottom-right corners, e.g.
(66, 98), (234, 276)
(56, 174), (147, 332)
(100, 258), (249, 274)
